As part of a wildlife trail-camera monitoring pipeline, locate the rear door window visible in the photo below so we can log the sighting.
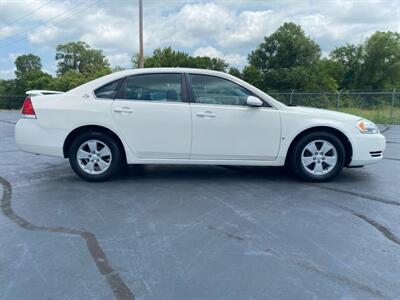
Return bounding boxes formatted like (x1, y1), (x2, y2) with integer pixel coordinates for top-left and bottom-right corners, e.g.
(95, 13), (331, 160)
(119, 74), (182, 102)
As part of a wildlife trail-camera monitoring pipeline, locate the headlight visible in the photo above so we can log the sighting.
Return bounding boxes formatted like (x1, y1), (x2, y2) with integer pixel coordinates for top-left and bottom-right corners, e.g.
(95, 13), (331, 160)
(356, 119), (379, 134)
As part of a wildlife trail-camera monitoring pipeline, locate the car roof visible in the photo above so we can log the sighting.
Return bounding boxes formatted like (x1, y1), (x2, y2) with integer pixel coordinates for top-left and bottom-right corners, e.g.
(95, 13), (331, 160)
(66, 68), (222, 94)
(66, 67), (285, 109)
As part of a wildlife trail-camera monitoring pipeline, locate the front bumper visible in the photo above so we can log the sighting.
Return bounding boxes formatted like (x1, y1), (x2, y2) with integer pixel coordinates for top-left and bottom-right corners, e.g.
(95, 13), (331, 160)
(15, 118), (66, 157)
(349, 133), (386, 166)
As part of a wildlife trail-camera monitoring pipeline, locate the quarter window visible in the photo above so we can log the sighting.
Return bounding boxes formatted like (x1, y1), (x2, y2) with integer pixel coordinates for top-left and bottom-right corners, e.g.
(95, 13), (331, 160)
(94, 79), (122, 99)
(188, 74), (253, 106)
(119, 74), (182, 102)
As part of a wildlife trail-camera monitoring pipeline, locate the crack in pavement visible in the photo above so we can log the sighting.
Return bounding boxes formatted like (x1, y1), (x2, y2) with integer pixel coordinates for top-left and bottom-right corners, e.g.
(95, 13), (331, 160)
(351, 211), (400, 247)
(206, 224), (246, 242)
(0, 149), (22, 153)
(221, 165), (400, 207)
(324, 201), (400, 252)
(314, 187), (400, 247)
(0, 176), (135, 300)
(294, 260), (389, 299)
(202, 181), (391, 298)
(0, 119), (16, 125)
(383, 157), (400, 162)
(206, 223), (389, 297)
(336, 205), (400, 247)
(312, 185), (400, 207)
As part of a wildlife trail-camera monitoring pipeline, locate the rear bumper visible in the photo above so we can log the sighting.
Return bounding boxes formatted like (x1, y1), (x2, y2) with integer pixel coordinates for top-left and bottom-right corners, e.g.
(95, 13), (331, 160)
(15, 118), (66, 157)
(349, 133), (386, 166)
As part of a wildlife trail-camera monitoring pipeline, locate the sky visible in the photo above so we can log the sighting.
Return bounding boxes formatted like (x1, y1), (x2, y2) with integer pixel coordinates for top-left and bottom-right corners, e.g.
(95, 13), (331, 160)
(1, 0), (399, 79)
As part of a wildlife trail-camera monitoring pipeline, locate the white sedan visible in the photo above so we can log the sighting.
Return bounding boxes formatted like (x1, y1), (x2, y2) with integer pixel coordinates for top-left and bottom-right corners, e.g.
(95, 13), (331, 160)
(15, 68), (386, 182)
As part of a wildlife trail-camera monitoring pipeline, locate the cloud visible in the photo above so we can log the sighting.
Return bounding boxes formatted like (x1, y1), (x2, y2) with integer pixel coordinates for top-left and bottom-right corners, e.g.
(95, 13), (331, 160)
(324, 0), (396, 24)
(1, 0), (399, 79)
(27, 25), (60, 44)
(193, 46), (247, 67)
(218, 10), (278, 49)
(224, 53), (247, 67)
(142, 3), (233, 49)
(0, 26), (19, 40)
(106, 53), (131, 67)
(0, 67), (16, 80)
(8, 53), (23, 63)
(193, 46), (224, 58)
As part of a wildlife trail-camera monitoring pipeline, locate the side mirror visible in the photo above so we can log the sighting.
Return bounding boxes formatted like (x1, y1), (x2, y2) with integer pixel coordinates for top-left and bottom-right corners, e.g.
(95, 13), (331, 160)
(246, 95), (263, 107)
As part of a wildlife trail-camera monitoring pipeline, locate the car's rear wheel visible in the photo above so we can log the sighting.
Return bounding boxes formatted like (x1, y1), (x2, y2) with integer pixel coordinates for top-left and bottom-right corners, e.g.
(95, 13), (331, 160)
(289, 131), (345, 182)
(68, 132), (122, 181)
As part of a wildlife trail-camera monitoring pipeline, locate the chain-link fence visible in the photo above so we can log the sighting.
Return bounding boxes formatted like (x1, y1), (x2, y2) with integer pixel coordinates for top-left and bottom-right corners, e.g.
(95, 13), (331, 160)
(1, 90), (399, 124)
(268, 90), (399, 124)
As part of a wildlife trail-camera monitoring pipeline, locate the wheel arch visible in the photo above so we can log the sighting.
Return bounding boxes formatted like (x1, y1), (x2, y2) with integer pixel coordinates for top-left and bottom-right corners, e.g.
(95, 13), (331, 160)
(63, 125), (127, 163)
(285, 126), (353, 167)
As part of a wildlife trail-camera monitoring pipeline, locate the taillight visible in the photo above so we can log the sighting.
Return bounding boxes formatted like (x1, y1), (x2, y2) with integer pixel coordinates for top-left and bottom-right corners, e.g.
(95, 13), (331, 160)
(21, 97), (37, 118)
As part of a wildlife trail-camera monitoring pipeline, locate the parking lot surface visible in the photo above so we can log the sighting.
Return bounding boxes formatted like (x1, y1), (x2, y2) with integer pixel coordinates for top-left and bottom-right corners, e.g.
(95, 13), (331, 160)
(1, 110), (400, 300)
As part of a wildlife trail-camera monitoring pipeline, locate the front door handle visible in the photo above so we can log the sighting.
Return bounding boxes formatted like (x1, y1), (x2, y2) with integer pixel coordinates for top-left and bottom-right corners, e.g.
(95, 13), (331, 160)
(196, 111), (216, 118)
(113, 107), (133, 114)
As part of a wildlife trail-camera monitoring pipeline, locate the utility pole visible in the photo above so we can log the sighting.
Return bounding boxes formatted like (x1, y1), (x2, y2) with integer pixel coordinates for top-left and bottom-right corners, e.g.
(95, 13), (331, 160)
(138, 0), (144, 68)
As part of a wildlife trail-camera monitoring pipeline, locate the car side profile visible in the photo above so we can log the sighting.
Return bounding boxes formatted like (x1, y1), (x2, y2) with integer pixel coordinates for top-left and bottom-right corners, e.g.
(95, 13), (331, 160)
(15, 68), (386, 182)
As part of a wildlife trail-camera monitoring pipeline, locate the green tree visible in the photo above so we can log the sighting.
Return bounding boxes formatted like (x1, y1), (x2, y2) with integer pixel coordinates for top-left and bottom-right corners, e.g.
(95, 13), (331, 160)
(0, 79), (17, 95)
(51, 67), (112, 92)
(248, 22), (335, 91)
(17, 71), (53, 92)
(55, 41), (110, 76)
(192, 56), (228, 71)
(0, 79), (19, 109)
(112, 65), (126, 72)
(138, 47), (191, 68)
(13, 54), (53, 94)
(131, 53), (140, 68)
(133, 47), (228, 71)
(316, 59), (343, 89)
(51, 70), (86, 91)
(14, 54), (42, 79)
(228, 67), (241, 78)
(329, 44), (363, 89)
(249, 22), (320, 71)
(194, 56), (228, 72)
(242, 65), (263, 89)
(360, 31), (400, 90)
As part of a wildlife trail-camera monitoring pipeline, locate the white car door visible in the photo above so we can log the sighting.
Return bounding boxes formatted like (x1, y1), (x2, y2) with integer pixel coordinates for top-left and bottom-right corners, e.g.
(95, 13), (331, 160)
(188, 74), (281, 160)
(111, 73), (191, 159)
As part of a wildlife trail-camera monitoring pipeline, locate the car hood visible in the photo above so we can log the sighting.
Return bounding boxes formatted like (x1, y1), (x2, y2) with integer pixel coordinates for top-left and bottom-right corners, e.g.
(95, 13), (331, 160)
(287, 106), (362, 123)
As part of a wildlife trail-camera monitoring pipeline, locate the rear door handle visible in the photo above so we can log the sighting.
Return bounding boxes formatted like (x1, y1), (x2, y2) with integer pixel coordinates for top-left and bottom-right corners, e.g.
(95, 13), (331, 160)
(196, 111), (216, 118)
(113, 107), (133, 114)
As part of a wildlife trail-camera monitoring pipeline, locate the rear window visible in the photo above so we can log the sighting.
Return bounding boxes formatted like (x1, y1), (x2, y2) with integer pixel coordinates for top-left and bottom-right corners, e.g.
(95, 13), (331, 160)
(94, 79), (122, 99)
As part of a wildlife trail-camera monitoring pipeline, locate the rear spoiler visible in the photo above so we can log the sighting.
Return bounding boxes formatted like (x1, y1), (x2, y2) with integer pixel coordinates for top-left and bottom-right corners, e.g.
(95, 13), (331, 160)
(26, 90), (64, 97)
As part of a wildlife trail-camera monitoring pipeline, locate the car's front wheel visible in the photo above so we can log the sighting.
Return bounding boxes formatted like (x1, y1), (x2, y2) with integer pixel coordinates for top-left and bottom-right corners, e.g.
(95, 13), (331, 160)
(289, 131), (346, 182)
(68, 132), (123, 182)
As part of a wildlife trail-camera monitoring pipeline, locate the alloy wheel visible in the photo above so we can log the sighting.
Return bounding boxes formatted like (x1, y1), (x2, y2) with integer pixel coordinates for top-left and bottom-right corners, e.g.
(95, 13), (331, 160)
(76, 139), (112, 175)
(301, 139), (338, 176)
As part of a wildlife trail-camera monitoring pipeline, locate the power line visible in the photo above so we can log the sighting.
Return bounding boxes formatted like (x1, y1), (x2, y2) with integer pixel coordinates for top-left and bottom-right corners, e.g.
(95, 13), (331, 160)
(2, 0), (54, 27)
(2, 0), (91, 42)
(0, 0), (101, 49)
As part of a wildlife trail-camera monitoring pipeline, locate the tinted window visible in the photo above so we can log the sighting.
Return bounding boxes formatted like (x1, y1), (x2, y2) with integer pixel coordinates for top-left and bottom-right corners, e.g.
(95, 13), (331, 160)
(119, 74), (182, 102)
(189, 74), (252, 106)
(94, 79), (121, 99)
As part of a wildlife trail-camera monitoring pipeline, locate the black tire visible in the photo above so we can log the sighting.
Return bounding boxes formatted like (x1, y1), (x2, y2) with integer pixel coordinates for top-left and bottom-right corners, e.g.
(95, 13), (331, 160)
(68, 131), (123, 182)
(289, 131), (346, 182)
